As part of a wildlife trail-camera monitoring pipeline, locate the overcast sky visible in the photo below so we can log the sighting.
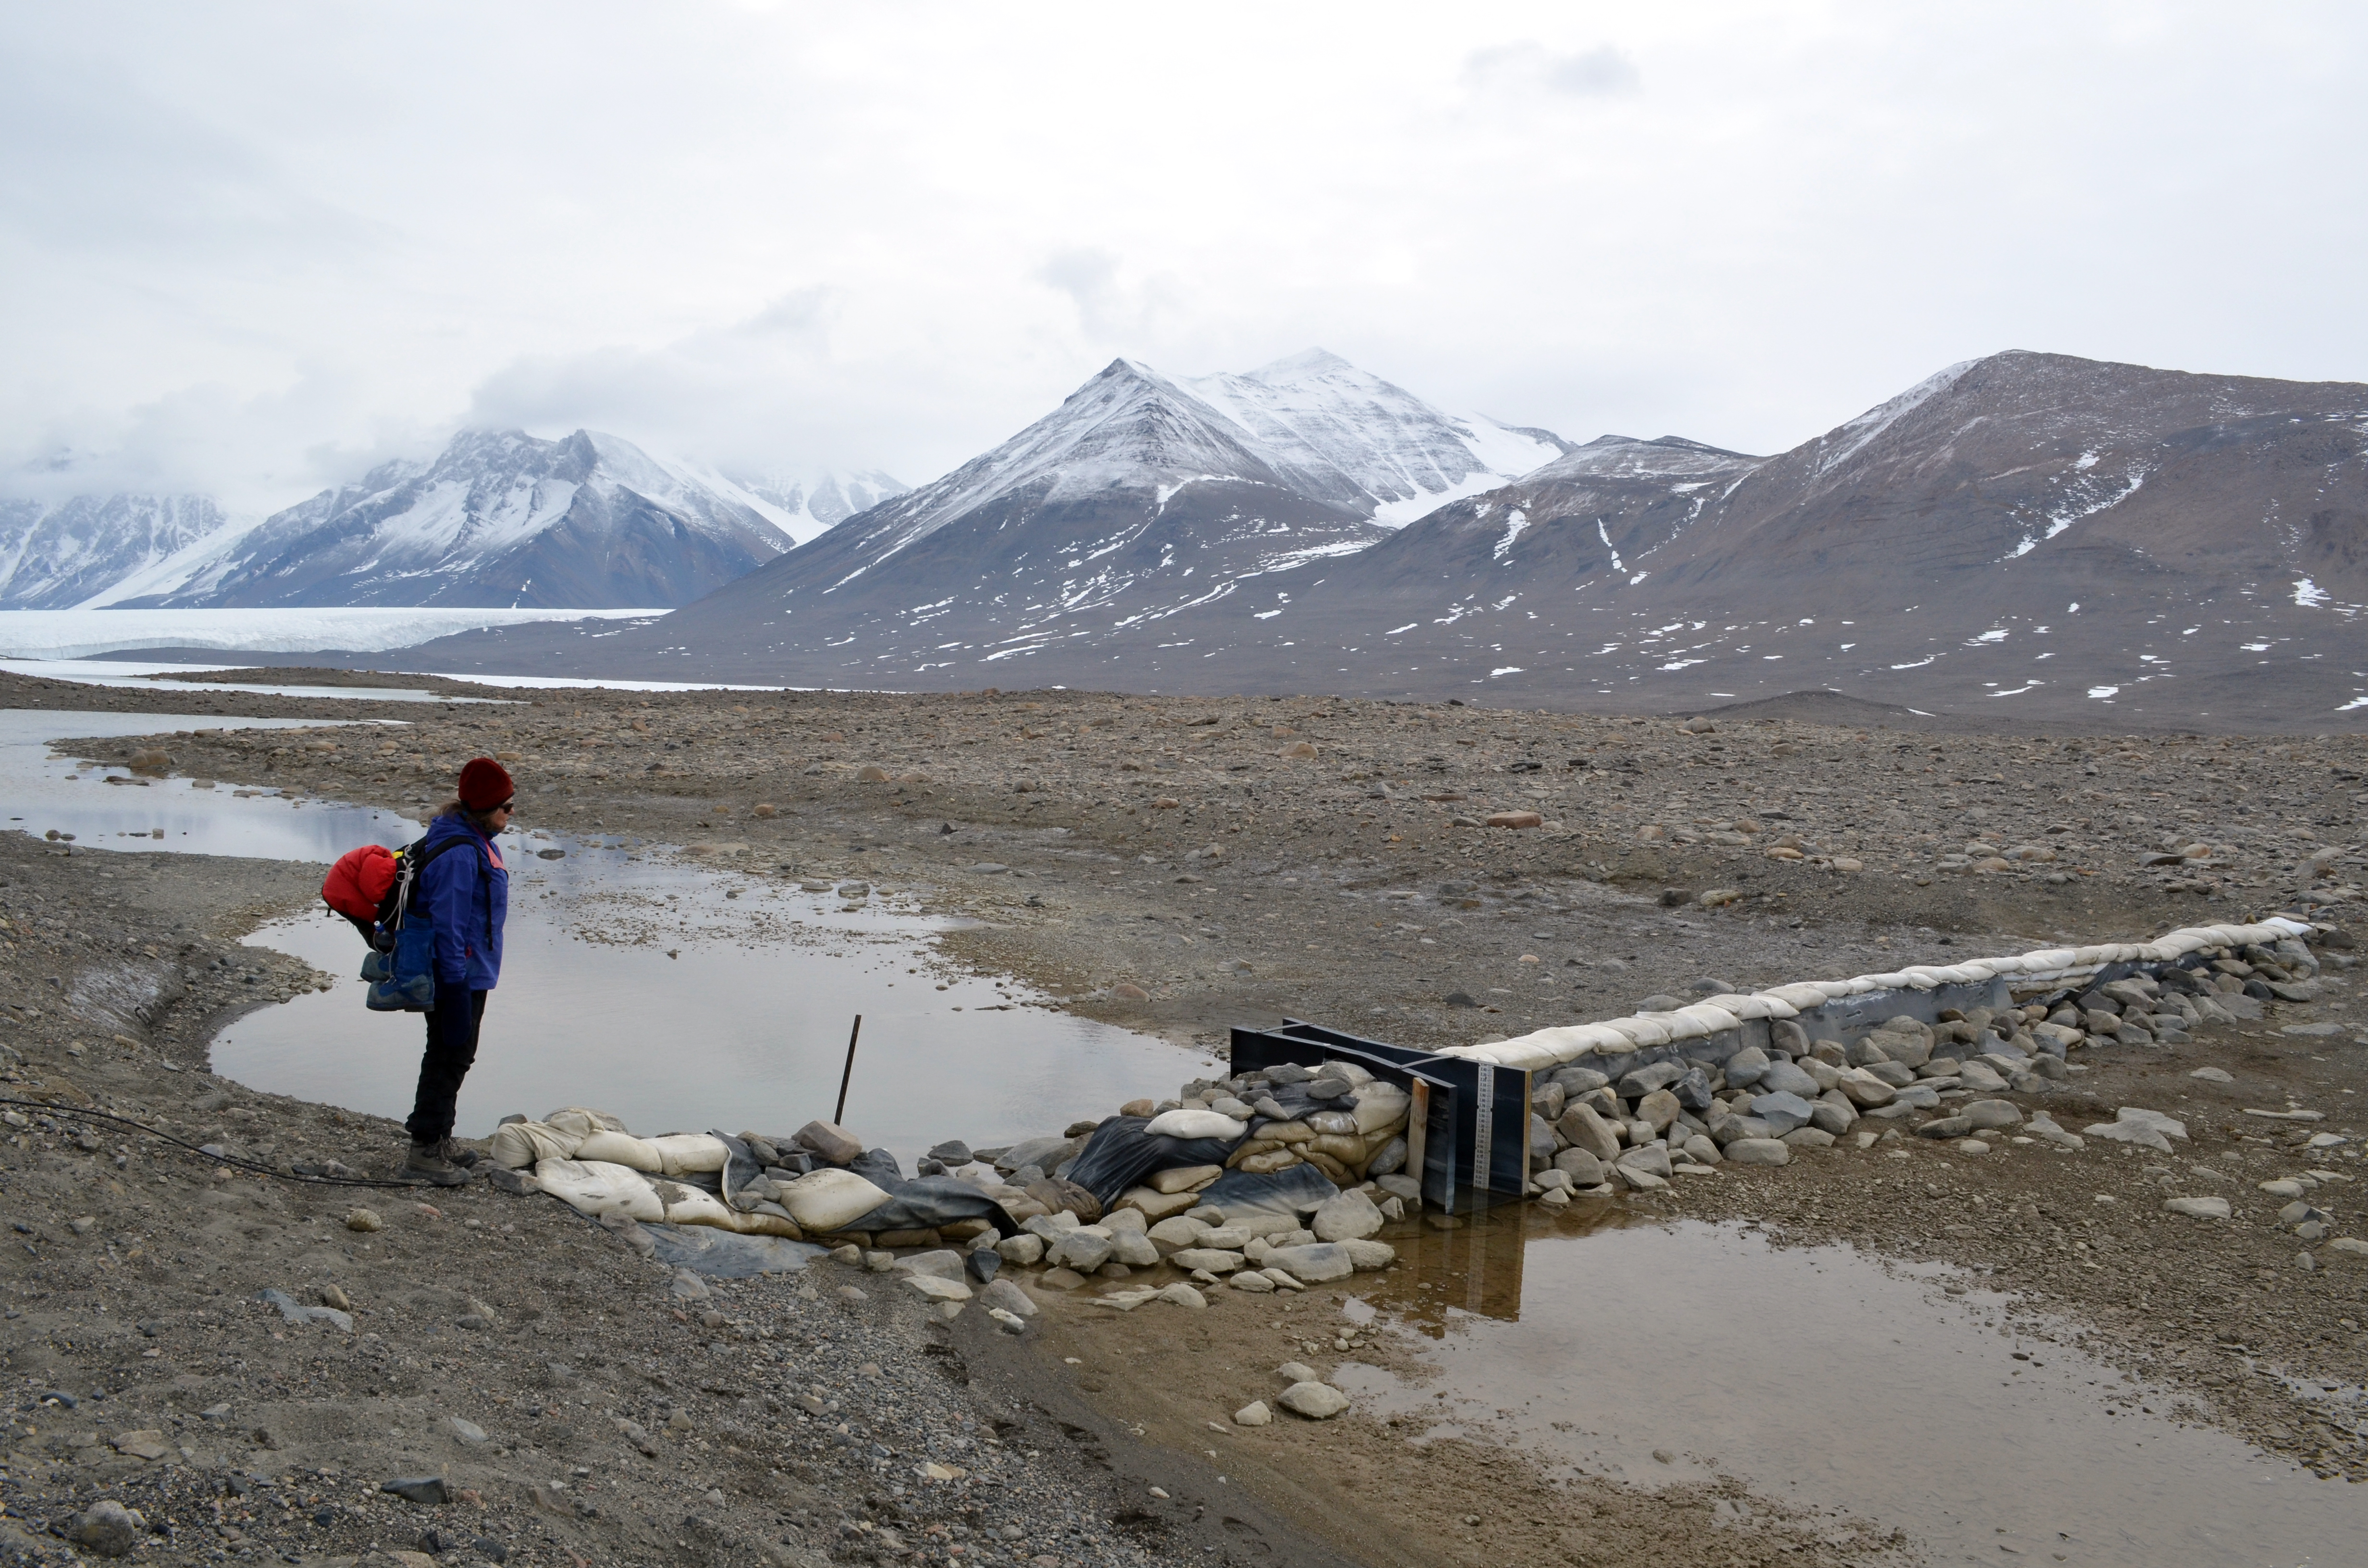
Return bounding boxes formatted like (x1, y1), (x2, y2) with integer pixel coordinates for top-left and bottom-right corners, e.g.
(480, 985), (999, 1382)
(5, 1), (2363, 515)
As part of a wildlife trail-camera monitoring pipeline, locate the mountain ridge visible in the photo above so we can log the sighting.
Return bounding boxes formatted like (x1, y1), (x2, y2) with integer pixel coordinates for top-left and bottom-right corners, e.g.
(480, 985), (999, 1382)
(389, 349), (2368, 728)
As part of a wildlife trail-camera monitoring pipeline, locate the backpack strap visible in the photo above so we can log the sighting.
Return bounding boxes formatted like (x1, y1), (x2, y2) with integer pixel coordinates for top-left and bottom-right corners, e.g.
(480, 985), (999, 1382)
(386, 834), (480, 929)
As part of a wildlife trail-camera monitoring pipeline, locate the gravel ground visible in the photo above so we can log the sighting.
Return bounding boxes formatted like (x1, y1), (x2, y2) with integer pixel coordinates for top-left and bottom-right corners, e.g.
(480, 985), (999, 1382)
(6, 666), (2368, 1564)
(0, 833), (1364, 1568)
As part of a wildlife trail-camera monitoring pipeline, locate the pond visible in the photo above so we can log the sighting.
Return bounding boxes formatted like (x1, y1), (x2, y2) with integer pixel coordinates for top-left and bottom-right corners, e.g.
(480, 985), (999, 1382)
(0, 707), (419, 862)
(1, 707), (1212, 1166)
(1333, 1211), (2368, 1568)
(215, 849), (1218, 1166)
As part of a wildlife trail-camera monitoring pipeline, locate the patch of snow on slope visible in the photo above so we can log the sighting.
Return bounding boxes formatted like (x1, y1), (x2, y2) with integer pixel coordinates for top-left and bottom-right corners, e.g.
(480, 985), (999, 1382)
(1812, 359), (1977, 477)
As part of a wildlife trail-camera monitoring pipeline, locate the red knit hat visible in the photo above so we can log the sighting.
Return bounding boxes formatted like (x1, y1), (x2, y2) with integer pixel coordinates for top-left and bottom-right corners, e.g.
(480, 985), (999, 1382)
(457, 756), (515, 811)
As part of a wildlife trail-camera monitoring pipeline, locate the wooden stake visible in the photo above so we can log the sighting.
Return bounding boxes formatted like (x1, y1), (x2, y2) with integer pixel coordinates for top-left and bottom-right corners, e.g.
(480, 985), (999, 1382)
(833, 1014), (863, 1125)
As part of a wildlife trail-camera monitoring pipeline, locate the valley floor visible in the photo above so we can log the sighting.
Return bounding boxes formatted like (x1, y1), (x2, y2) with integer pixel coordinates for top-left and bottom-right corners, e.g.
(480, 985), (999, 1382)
(4, 668), (2366, 1565)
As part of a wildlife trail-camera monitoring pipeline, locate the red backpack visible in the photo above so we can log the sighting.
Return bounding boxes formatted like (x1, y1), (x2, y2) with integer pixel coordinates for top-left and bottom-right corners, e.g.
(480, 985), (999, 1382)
(321, 838), (470, 943)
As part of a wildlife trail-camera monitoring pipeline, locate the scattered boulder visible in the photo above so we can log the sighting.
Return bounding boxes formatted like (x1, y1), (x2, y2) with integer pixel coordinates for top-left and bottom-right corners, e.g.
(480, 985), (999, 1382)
(1277, 1381), (1350, 1420)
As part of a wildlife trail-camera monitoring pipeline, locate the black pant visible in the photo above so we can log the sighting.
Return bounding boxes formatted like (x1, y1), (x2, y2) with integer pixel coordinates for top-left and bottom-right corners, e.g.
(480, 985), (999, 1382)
(407, 988), (487, 1146)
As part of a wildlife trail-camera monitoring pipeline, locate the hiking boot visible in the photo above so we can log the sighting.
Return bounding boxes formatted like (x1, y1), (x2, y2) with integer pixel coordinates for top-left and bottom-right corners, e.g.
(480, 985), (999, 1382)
(402, 1142), (471, 1187)
(435, 1138), (484, 1169)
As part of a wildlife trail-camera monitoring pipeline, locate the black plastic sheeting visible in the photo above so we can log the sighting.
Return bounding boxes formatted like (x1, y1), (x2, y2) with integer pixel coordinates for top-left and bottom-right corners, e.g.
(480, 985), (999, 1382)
(840, 1146), (1024, 1238)
(1199, 1162), (1340, 1222)
(645, 1223), (825, 1278)
(1062, 1115), (1244, 1208)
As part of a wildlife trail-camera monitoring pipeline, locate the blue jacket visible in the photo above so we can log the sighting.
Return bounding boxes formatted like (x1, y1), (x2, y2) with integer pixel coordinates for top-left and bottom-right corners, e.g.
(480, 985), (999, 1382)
(416, 813), (507, 991)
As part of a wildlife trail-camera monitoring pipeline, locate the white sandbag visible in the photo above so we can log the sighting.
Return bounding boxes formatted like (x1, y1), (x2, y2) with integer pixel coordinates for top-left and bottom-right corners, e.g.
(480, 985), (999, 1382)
(1481, 1039), (1560, 1071)
(775, 1167), (892, 1233)
(544, 1106), (629, 1139)
(649, 1133), (730, 1175)
(1144, 1109), (1248, 1142)
(1674, 1004), (1741, 1034)
(1641, 1009), (1708, 1041)
(1349, 1083), (1410, 1136)
(490, 1120), (581, 1170)
(532, 1158), (664, 1222)
(572, 1129), (664, 1171)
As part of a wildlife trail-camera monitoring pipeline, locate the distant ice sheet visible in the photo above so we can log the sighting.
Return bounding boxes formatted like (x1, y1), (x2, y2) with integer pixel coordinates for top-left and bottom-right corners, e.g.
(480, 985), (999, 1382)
(0, 607), (666, 660)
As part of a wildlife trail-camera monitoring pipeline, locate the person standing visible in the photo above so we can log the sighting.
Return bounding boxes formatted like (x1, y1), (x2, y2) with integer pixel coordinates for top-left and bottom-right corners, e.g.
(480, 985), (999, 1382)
(402, 757), (512, 1185)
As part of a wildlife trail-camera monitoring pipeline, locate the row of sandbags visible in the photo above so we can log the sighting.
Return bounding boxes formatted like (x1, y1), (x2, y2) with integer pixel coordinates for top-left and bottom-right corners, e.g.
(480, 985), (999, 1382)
(498, 1108), (1020, 1243)
(1436, 917), (2319, 1072)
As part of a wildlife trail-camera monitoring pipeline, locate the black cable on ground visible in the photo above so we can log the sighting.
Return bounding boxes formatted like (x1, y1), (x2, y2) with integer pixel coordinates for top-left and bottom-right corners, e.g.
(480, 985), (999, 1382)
(0, 1095), (439, 1190)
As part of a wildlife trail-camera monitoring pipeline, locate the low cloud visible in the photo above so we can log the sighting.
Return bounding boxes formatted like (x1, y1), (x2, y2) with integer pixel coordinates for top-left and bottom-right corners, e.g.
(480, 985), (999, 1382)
(1464, 41), (1640, 99)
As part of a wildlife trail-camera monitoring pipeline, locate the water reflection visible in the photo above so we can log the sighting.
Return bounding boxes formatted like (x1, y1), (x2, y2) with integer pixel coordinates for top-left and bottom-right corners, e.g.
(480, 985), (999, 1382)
(1334, 1219), (2368, 1567)
(216, 849), (1219, 1166)
(1, 709), (419, 861)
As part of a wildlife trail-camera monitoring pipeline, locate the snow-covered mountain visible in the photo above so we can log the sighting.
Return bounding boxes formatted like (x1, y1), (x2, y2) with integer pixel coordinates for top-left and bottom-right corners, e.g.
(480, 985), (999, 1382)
(1173, 349), (1570, 523)
(726, 470), (911, 546)
(406, 351), (2368, 728)
(0, 493), (234, 609)
(565, 350), (1566, 677)
(128, 429), (802, 609)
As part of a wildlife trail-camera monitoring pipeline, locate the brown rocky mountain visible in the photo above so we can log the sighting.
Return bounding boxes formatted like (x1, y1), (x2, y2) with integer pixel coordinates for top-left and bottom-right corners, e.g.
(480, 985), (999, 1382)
(391, 351), (2368, 730)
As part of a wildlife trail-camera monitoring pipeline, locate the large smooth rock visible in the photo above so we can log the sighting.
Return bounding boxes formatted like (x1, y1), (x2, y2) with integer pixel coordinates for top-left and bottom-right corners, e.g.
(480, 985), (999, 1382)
(1311, 1191), (1383, 1242)
(977, 1277), (1037, 1317)
(1553, 1148), (1605, 1185)
(897, 1250), (968, 1282)
(1916, 1115), (1974, 1139)
(1277, 1381), (1350, 1420)
(1670, 1066), (1715, 1111)
(902, 1274), (973, 1303)
(1618, 1060), (1687, 1099)
(1750, 1091), (1815, 1134)
(2166, 1196), (2232, 1220)
(1962, 1099), (2023, 1131)
(1108, 1230), (1160, 1267)
(1724, 1046), (1771, 1087)
(1555, 1103), (1622, 1163)
(1838, 1069), (1897, 1107)
(1147, 1216), (1210, 1253)
(1343, 1238), (1397, 1270)
(1757, 1059), (1821, 1099)
(1635, 1089), (1683, 1133)
(73, 1501), (146, 1557)
(1808, 1098), (1856, 1136)
(1264, 1242), (1354, 1283)
(994, 1233), (1045, 1266)
(1616, 1144), (1673, 1178)
(1234, 1400), (1272, 1426)
(1168, 1248), (1247, 1274)
(1724, 1138), (1791, 1166)
(998, 1134), (1077, 1174)
(792, 1119), (865, 1165)
(1045, 1231), (1114, 1273)
(1710, 1114), (1776, 1146)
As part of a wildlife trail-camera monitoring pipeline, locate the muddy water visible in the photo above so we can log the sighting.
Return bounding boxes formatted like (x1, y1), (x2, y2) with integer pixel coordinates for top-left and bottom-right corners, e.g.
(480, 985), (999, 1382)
(214, 846), (1218, 1164)
(1330, 1212), (2366, 1567)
